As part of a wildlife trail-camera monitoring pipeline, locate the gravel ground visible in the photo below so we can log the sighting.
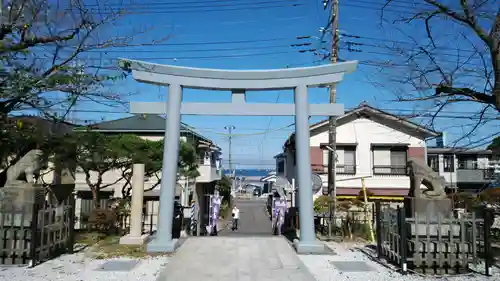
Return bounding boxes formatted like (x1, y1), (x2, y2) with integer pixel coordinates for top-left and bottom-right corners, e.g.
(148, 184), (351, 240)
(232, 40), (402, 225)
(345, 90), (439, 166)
(0, 252), (169, 281)
(299, 241), (499, 281)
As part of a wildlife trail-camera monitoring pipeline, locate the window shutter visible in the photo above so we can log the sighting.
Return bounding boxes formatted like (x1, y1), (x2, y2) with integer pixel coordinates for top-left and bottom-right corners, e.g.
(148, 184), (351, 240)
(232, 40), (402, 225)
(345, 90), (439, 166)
(344, 149), (356, 174)
(373, 148), (391, 166)
(344, 150), (355, 165)
(390, 151), (406, 167)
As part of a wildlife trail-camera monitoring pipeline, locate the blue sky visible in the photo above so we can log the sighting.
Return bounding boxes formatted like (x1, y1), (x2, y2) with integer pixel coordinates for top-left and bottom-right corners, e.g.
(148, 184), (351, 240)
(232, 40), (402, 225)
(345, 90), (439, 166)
(49, 0), (498, 168)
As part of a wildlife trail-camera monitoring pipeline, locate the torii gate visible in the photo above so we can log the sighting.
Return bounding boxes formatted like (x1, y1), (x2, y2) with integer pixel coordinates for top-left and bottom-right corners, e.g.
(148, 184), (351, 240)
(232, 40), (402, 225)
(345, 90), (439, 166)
(119, 59), (358, 254)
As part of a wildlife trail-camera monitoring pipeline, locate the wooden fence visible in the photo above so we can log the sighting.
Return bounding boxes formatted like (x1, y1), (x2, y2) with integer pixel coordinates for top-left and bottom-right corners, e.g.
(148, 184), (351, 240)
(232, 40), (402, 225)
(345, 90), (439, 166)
(0, 193), (75, 266)
(375, 202), (494, 276)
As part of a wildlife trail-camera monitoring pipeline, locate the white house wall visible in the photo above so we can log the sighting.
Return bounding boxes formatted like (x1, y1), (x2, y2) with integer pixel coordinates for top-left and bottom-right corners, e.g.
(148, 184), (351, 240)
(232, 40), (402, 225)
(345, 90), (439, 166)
(284, 117), (428, 195)
(309, 118), (424, 146)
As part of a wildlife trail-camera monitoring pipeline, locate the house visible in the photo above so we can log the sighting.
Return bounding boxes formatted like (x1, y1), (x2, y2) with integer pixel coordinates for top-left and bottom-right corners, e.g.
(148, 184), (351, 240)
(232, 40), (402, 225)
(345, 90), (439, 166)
(67, 114), (222, 230)
(275, 103), (441, 201)
(426, 147), (498, 192)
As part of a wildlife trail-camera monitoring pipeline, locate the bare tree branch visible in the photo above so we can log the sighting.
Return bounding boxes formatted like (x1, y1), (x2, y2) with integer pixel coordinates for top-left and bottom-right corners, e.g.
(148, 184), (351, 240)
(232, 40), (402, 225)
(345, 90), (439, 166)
(0, 0), (169, 120)
(381, 0), (500, 112)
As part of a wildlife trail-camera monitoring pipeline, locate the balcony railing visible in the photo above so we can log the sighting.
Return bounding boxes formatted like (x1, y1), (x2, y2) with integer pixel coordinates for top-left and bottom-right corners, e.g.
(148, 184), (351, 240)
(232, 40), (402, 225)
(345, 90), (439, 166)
(373, 165), (407, 176)
(456, 168), (497, 182)
(310, 164), (356, 175)
(457, 161), (479, 170)
(336, 165), (356, 175)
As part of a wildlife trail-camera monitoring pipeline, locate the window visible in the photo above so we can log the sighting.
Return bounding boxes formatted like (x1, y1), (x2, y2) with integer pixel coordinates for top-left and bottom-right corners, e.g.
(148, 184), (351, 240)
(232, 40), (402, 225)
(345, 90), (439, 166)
(427, 154), (439, 172)
(322, 146), (357, 174)
(443, 154), (454, 172)
(337, 146), (356, 174)
(277, 160), (285, 174)
(457, 155), (477, 169)
(372, 146), (407, 175)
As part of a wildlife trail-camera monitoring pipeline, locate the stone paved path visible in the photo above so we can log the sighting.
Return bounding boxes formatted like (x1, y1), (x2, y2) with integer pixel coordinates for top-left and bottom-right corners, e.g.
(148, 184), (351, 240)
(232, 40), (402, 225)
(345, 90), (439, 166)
(219, 198), (271, 236)
(157, 237), (316, 281)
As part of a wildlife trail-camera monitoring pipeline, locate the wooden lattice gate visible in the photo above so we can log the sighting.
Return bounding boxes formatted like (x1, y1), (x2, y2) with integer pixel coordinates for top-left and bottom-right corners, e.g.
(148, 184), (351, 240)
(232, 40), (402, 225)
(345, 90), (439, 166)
(375, 202), (494, 276)
(0, 186), (76, 266)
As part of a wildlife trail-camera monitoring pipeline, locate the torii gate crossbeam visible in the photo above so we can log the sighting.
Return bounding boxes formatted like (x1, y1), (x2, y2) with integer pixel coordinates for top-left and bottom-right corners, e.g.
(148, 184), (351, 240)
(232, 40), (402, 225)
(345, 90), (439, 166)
(120, 59), (358, 254)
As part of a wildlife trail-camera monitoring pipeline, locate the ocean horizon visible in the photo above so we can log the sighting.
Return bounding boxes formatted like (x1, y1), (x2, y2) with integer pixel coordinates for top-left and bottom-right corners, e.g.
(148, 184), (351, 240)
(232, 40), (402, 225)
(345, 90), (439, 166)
(222, 168), (274, 177)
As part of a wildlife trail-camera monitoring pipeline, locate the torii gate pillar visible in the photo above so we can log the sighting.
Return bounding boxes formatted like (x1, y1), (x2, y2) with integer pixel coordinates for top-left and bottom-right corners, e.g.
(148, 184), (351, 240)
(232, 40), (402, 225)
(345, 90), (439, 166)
(120, 59), (358, 254)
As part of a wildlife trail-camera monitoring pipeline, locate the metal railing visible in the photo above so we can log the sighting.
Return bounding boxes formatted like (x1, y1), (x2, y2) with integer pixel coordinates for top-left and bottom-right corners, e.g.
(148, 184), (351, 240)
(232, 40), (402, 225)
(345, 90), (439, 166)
(372, 165), (407, 175)
(311, 164), (357, 175)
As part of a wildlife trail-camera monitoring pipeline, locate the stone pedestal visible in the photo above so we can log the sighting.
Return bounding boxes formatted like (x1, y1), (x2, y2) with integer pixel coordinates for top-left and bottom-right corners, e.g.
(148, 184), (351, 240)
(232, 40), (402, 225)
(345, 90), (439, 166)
(0, 185), (45, 227)
(404, 197), (453, 221)
(119, 233), (150, 245)
(293, 239), (330, 254)
(403, 197), (467, 270)
(120, 164), (150, 245)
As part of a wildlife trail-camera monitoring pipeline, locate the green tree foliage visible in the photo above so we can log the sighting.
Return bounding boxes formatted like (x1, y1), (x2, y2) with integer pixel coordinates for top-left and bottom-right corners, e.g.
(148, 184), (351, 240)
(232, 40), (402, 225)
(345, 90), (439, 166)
(178, 141), (200, 180)
(216, 174), (233, 210)
(0, 116), (75, 186)
(313, 195), (331, 214)
(40, 130), (201, 207)
(117, 138), (200, 198)
(0, 116), (43, 171)
(216, 175), (232, 193)
(487, 136), (500, 154)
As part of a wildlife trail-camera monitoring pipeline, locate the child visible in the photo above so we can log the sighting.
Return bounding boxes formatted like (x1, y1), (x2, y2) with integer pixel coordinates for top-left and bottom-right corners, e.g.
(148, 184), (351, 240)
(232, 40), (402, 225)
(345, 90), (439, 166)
(231, 205), (240, 231)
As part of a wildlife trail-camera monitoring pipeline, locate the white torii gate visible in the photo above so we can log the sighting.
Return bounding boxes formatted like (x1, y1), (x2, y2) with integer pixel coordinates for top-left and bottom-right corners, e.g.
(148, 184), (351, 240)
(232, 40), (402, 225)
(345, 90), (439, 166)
(119, 59), (358, 254)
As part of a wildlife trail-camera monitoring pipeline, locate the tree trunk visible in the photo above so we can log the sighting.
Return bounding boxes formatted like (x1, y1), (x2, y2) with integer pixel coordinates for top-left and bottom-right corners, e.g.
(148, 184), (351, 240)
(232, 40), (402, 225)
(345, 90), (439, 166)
(85, 170), (103, 209)
(91, 186), (100, 209)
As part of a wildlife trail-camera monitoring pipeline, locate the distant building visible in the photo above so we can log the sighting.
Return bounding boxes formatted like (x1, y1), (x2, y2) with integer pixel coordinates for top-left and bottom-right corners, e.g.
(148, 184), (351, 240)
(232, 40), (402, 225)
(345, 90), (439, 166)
(275, 103), (441, 201)
(426, 147), (497, 192)
(60, 114), (221, 231)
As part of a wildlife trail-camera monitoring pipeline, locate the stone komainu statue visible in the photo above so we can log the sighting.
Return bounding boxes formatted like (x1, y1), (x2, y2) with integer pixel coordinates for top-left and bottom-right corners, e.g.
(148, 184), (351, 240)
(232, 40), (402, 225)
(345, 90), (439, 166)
(4, 149), (44, 187)
(407, 157), (448, 200)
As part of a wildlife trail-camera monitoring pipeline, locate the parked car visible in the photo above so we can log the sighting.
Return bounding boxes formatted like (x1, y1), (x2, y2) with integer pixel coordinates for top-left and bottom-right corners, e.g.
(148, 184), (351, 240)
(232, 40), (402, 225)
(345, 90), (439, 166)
(253, 187), (262, 197)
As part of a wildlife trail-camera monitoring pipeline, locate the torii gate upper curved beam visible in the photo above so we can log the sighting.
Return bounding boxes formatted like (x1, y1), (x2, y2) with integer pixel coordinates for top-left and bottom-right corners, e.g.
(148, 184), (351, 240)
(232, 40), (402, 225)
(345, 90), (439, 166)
(119, 59), (358, 90)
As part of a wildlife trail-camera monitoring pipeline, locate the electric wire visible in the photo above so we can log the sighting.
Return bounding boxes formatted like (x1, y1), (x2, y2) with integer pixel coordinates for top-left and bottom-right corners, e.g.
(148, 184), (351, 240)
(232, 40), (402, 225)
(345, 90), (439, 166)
(83, 2), (302, 15)
(20, 107), (499, 123)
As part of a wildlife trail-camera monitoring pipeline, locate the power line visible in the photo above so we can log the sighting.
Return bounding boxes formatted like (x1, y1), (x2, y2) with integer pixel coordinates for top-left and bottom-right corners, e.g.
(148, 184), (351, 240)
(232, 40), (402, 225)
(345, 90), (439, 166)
(84, 1), (302, 15)
(19, 107), (499, 120)
(85, 44), (310, 53)
(83, 0), (300, 9)
(81, 50), (487, 68)
(84, 36), (312, 48)
(85, 50), (299, 62)
(79, 35), (484, 62)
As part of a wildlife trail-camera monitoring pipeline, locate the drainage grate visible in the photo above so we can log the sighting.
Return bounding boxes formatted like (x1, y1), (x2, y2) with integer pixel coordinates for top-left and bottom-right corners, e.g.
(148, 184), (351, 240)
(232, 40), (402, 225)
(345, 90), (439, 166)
(95, 260), (139, 272)
(329, 261), (375, 272)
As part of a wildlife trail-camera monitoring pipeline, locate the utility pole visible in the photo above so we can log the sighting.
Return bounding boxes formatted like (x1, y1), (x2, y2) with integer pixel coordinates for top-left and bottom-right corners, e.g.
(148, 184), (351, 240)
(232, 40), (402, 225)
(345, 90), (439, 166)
(224, 125), (236, 172)
(327, 0), (340, 237)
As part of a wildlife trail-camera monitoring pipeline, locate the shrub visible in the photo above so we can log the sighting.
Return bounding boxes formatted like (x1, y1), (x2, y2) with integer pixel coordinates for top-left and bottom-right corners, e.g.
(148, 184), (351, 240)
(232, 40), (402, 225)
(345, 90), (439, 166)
(448, 192), (477, 210)
(478, 188), (500, 204)
(220, 201), (230, 219)
(314, 195), (331, 213)
(87, 208), (119, 234)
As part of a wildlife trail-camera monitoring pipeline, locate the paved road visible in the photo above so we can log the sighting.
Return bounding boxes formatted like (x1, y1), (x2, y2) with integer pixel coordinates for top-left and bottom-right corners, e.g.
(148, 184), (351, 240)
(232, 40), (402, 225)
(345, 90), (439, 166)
(219, 198), (272, 236)
(157, 237), (316, 281)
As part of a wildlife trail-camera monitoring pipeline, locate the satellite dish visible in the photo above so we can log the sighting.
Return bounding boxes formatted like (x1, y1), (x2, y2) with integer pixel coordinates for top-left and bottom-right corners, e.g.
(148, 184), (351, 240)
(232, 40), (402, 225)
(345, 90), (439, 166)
(312, 173), (323, 194)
